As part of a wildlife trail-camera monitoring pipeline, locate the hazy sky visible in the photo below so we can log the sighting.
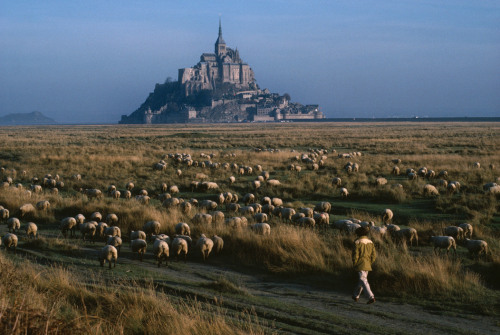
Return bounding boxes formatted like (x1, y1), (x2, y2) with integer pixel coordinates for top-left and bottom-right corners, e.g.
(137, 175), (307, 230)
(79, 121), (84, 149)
(1, 1), (499, 123)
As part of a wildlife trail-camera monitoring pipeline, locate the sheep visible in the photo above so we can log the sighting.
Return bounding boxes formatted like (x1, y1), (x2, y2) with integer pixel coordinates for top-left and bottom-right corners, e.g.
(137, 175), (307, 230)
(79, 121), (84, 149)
(106, 213), (119, 225)
(143, 221), (161, 238)
(85, 189), (103, 199)
(376, 177), (388, 186)
(111, 190), (121, 199)
(25, 222), (38, 239)
(31, 184), (42, 193)
(2, 233), (18, 251)
(299, 207), (314, 218)
(359, 221), (375, 228)
(212, 211), (225, 225)
(175, 222), (191, 236)
(196, 234), (214, 261)
(61, 217), (78, 238)
(298, 217), (315, 228)
(18, 203), (35, 218)
(131, 239), (147, 261)
(392, 166), (400, 175)
(228, 176), (236, 184)
(96, 222), (108, 239)
(280, 207), (296, 223)
(227, 203), (240, 213)
(331, 177), (342, 187)
(130, 230), (146, 241)
(7, 218), (20, 233)
(444, 226), (464, 241)
(90, 212), (102, 222)
(99, 245), (118, 269)
(486, 185), (500, 194)
(426, 170), (436, 179)
(199, 199), (217, 211)
(153, 238), (170, 267)
(104, 226), (121, 238)
(271, 197), (283, 207)
(463, 239), (488, 259)
(81, 221), (97, 242)
(392, 158), (402, 164)
(385, 224), (401, 235)
(266, 179), (281, 187)
(423, 184), (439, 196)
(382, 209), (393, 223)
(483, 182), (498, 191)
(126, 182), (134, 191)
(192, 213), (212, 225)
(243, 193), (255, 205)
(291, 212), (306, 224)
(313, 202), (331, 214)
(200, 181), (219, 191)
(260, 171), (270, 180)
(393, 228), (419, 246)
(447, 183), (457, 194)
(370, 225), (387, 238)
(163, 197), (180, 209)
(107, 184), (117, 194)
(124, 190), (132, 199)
(251, 222), (271, 235)
(332, 219), (352, 230)
(340, 187), (349, 198)
(342, 222), (361, 234)
(171, 236), (189, 261)
(240, 206), (255, 216)
(458, 223), (473, 239)
(254, 212), (268, 223)
(249, 203), (262, 214)
(169, 185), (180, 194)
(107, 235), (122, 254)
(429, 236), (456, 255)
(313, 212), (329, 227)
(407, 172), (417, 181)
(473, 162), (481, 169)
(36, 200), (50, 211)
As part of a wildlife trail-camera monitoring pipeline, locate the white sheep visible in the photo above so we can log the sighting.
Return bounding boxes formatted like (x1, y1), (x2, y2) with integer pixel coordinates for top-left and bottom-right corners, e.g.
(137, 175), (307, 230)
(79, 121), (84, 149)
(96, 222), (108, 240)
(90, 212), (102, 222)
(429, 236), (456, 255)
(104, 226), (121, 238)
(298, 217), (315, 228)
(175, 222), (191, 236)
(81, 221), (97, 242)
(332, 177), (342, 187)
(213, 211), (225, 224)
(130, 239), (147, 261)
(126, 182), (134, 191)
(111, 190), (121, 199)
(171, 236), (189, 261)
(107, 235), (123, 254)
(18, 203), (35, 218)
(25, 222), (38, 239)
(313, 212), (329, 227)
(382, 209), (393, 223)
(153, 238), (170, 267)
(340, 187), (349, 198)
(130, 230), (146, 241)
(314, 202), (331, 213)
(376, 177), (387, 186)
(7, 217), (20, 233)
(143, 220), (161, 238)
(280, 207), (296, 223)
(196, 234), (214, 261)
(251, 222), (271, 235)
(458, 223), (473, 239)
(370, 225), (387, 238)
(61, 217), (78, 238)
(342, 222), (361, 234)
(266, 179), (281, 187)
(444, 226), (464, 241)
(254, 212), (268, 223)
(271, 197), (283, 207)
(299, 207), (314, 218)
(423, 184), (439, 196)
(106, 213), (119, 225)
(2, 233), (18, 251)
(36, 200), (50, 211)
(192, 213), (212, 225)
(393, 228), (418, 246)
(463, 238), (488, 259)
(85, 189), (103, 199)
(99, 245), (118, 269)
(211, 235), (224, 254)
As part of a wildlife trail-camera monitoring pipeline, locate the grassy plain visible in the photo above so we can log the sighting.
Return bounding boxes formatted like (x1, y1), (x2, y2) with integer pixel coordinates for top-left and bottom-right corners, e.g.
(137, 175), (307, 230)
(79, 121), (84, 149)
(0, 122), (499, 334)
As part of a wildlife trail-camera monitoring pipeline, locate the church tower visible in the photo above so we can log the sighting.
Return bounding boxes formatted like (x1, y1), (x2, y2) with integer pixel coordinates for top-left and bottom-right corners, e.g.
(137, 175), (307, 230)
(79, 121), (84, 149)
(215, 18), (226, 58)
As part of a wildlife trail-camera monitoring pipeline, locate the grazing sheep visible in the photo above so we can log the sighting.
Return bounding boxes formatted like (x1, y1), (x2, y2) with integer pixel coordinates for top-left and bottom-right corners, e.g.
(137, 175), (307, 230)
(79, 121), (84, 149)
(458, 223), (473, 239)
(126, 182), (134, 191)
(107, 184), (116, 194)
(370, 225), (387, 238)
(359, 221), (375, 228)
(171, 236), (189, 261)
(169, 185), (180, 194)
(407, 172), (417, 181)
(437, 170), (448, 179)
(7, 218), (20, 233)
(81, 221), (97, 242)
(429, 236), (456, 255)
(385, 224), (401, 235)
(299, 207), (314, 218)
(130, 230), (146, 241)
(2, 233), (18, 251)
(153, 238), (170, 267)
(260, 171), (270, 180)
(463, 239), (488, 259)
(213, 211), (225, 224)
(314, 201), (331, 213)
(85, 189), (103, 199)
(211, 235), (224, 255)
(96, 222), (109, 239)
(240, 206), (255, 216)
(199, 200), (217, 211)
(251, 222), (271, 235)
(254, 212), (268, 223)
(423, 184), (439, 196)
(107, 235), (122, 253)
(31, 184), (42, 193)
(227, 203), (241, 213)
(243, 193), (255, 205)
(196, 234), (214, 261)
(192, 213), (213, 225)
(340, 187), (349, 198)
(486, 185), (500, 194)
(124, 190), (132, 199)
(104, 226), (121, 238)
(382, 209), (393, 223)
(331, 177), (342, 187)
(25, 222), (38, 239)
(392, 166), (400, 175)
(130, 239), (147, 261)
(90, 212), (103, 222)
(249, 203), (262, 214)
(342, 222), (361, 234)
(376, 177), (388, 186)
(18, 203), (35, 218)
(36, 200), (50, 211)
(392, 158), (402, 164)
(111, 190), (121, 199)
(280, 207), (296, 223)
(61, 217), (78, 238)
(444, 226), (464, 240)
(271, 197), (283, 207)
(291, 212), (306, 224)
(473, 162), (480, 169)
(228, 176), (236, 184)
(106, 213), (119, 225)
(393, 228), (418, 246)
(483, 182), (498, 191)
(143, 221), (161, 238)
(99, 245), (118, 269)
(266, 179), (281, 187)
(298, 217), (315, 228)
(225, 217), (243, 228)
(426, 170), (436, 179)
(175, 222), (191, 236)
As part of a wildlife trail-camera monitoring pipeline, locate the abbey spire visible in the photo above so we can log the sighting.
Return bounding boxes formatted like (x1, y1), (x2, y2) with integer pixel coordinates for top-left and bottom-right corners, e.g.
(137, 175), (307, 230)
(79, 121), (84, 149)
(215, 18), (226, 57)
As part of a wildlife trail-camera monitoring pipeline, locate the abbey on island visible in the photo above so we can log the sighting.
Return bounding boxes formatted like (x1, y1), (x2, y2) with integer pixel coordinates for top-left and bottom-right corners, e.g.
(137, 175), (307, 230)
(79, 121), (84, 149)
(119, 20), (323, 124)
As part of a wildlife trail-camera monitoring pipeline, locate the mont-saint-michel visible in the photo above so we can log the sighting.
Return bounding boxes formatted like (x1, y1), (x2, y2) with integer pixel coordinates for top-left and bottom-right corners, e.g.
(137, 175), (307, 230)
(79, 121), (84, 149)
(120, 21), (323, 124)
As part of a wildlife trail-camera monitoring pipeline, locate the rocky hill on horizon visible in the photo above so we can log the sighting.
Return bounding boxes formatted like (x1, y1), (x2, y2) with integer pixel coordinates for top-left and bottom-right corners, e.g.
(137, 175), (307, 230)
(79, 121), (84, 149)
(0, 111), (57, 125)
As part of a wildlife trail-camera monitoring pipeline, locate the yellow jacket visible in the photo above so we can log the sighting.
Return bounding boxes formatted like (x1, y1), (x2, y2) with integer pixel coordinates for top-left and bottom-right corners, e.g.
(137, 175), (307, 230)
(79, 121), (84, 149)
(352, 236), (376, 271)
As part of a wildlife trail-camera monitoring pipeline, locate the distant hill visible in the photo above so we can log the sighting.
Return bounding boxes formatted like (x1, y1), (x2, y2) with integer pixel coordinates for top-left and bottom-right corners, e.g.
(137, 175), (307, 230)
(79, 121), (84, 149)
(0, 111), (57, 125)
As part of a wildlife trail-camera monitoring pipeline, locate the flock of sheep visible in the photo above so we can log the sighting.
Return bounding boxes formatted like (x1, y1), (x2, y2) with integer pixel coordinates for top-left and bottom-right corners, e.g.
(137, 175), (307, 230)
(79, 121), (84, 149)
(0, 148), (496, 270)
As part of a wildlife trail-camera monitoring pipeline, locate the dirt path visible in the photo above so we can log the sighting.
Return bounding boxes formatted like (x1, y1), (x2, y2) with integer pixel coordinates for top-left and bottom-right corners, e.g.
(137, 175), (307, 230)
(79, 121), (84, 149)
(77, 245), (499, 335)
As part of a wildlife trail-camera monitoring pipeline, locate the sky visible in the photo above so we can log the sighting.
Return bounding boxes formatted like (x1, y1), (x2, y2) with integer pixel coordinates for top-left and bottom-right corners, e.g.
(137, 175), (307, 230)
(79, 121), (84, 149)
(1, 0), (499, 123)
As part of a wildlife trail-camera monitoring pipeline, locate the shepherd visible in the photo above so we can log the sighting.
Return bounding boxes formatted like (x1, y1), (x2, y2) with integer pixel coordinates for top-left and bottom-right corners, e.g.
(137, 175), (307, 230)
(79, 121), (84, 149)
(352, 226), (377, 304)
